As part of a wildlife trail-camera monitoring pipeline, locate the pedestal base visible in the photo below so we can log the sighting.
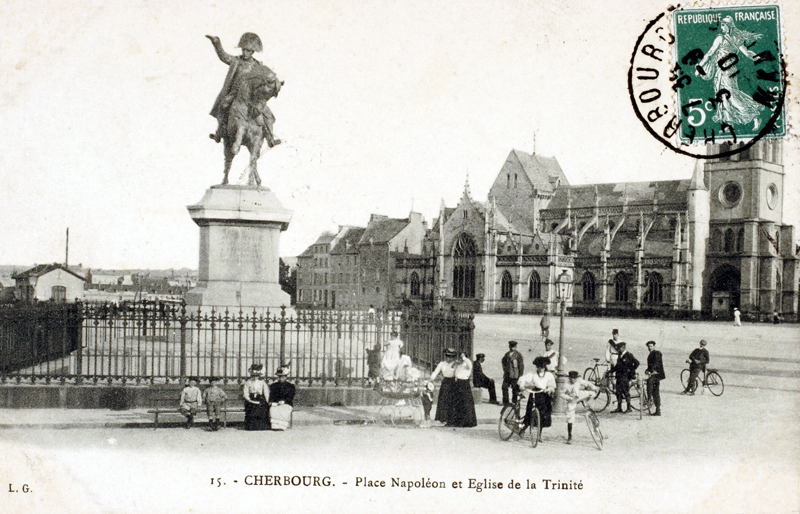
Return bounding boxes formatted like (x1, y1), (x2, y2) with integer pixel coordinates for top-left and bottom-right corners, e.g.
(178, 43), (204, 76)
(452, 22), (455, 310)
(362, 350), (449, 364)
(185, 282), (289, 310)
(186, 185), (292, 310)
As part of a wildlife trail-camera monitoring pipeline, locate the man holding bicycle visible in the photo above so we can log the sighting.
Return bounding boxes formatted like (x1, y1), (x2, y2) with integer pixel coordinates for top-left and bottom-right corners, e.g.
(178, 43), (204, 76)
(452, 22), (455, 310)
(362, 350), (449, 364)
(682, 340), (709, 395)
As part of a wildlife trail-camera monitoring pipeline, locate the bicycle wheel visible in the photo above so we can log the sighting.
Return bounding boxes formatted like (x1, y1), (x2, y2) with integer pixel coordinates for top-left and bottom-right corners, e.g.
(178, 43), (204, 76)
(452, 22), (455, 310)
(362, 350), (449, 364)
(587, 388), (610, 413)
(585, 410), (603, 450)
(529, 408), (541, 448)
(378, 404), (394, 426)
(583, 367), (598, 383)
(645, 385), (658, 415)
(706, 371), (724, 396)
(392, 405), (422, 428)
(498, 405), (517, 441)
(680, 369), (690, 390)
(628, 380), (641, 411)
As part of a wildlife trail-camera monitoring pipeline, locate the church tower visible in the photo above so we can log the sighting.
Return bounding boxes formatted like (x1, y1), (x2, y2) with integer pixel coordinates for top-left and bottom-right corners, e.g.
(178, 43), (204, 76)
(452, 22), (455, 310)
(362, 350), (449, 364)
(703, 140), (795, 317)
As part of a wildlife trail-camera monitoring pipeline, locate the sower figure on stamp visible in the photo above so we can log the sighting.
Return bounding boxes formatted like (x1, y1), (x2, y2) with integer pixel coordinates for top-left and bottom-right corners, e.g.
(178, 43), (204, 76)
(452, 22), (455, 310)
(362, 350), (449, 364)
(501, 341), (524, 406)
(645, 341), (665, 416)
(610, 342), (639, 413)
(207, 33), (283, 186)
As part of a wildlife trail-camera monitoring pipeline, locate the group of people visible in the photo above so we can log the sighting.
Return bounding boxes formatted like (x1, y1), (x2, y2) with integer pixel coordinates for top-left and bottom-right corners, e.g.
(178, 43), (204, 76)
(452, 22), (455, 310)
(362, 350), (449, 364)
(179, 363), (296, 431)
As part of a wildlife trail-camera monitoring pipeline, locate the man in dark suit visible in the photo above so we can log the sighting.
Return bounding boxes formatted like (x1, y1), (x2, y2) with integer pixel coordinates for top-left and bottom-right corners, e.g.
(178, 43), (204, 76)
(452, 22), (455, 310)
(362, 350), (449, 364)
(682, 339), (710, 395)
(501, 341), (524, 405)
(473, 353), (499, 404)
(611, 342), (639, 413)
(645, 341), (665, 416)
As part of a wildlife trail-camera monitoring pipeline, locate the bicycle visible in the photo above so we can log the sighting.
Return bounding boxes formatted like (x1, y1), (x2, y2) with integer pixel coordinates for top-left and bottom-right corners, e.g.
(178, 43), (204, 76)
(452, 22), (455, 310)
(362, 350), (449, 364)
(582, 404), (604, 450)
(583, 358), (611, 384)
(680, 364), (724, 396)
(639, 376), (658, 418)
(498, 392), (543, 448)
(585, 369), (641, 413)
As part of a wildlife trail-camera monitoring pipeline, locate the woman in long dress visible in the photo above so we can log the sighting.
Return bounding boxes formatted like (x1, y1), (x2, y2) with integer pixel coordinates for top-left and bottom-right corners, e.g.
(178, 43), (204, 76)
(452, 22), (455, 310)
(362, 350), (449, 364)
(269, 366), (296, 431)
(695, 16), (765, 129)
(243, 364), (270, 431)
(430, 348), (477, 427)
(517, 356), (556, 440)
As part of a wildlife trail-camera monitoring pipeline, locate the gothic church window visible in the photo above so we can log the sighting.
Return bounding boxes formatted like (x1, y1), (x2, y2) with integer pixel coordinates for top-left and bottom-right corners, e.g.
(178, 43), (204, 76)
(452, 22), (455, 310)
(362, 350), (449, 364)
(644, 272), (663, 305)
(452, 233), (477, 298)
(529, 271), (541, 300)
(712, 229), (723, 252)
(410, 272), (420, 297)
(501, 271), (513, 299)
(724, 228), (735, 253)
(582, 272), (596, 302)
(614, 273), (629, 303)
(736, 228), (744, 253)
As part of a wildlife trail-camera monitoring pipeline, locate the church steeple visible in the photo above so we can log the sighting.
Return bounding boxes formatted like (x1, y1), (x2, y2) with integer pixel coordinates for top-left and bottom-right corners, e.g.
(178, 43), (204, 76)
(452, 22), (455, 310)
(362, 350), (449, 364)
(689, 160), (707, 191)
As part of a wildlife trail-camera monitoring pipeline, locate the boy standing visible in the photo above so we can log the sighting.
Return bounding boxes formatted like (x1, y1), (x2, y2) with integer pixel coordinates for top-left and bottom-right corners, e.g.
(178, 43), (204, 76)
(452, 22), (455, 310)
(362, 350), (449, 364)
(559, 371), (598, 444)
(203, 377), (227, 431)
(179, 378), (202, 429)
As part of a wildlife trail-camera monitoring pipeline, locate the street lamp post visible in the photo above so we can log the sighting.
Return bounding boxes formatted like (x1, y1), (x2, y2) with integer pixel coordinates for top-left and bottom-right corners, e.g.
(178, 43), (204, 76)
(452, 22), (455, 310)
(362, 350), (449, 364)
(552, 270), (573, 413)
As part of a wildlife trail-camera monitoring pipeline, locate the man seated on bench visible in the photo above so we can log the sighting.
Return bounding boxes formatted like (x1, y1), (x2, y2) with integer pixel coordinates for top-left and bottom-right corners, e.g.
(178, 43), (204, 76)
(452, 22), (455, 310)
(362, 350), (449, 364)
(203, 376), (227, 431)
(269, 366), (295, 431)
(179, 377), (202, 429)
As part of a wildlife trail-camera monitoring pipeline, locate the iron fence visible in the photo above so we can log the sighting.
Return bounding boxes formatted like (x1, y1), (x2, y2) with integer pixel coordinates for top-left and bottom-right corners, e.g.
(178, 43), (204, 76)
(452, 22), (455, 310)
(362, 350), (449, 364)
(0, 301), (473, 386)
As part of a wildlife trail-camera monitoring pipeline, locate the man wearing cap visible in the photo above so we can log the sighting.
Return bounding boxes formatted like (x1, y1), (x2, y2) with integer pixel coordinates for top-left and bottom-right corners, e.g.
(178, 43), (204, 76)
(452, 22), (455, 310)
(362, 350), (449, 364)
(472, 353), (499, 405)
(501, 341), (524, 405)
(645, 341), (665, 416)
(610, 342), (639, 413)
(682, 340), (709, 395)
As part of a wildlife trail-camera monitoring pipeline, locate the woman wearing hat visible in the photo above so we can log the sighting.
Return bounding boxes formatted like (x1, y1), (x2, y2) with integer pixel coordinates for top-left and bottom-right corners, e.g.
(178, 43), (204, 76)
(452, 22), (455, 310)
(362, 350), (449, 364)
(243, 363), (270, 431)
(517, 356), (556, 440)
(269, 365), (295, 431)
(429, 348), (477, 427)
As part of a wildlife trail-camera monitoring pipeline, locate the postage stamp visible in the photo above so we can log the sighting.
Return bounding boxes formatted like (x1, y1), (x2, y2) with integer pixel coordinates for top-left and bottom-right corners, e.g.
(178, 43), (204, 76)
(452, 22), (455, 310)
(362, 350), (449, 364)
(628, 2), (787, 158)
(672, 4), (786, 145)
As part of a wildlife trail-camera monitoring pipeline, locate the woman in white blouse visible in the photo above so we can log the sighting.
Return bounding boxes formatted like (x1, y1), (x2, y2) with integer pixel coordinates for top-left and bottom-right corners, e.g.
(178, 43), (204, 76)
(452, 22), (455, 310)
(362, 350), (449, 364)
(429, 348), (477, 427)
(517, 356), (556, 439)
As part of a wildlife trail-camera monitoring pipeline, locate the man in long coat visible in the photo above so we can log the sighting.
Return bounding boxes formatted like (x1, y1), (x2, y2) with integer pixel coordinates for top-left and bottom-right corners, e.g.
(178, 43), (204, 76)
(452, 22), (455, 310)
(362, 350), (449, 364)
(611, 342), (639, 413)
(645, 341), (665, 416)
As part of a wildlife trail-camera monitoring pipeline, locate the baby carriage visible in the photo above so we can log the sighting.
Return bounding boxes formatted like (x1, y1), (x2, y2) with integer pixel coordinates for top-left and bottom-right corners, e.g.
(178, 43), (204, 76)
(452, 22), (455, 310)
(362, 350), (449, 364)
(375, 365), (426, 427)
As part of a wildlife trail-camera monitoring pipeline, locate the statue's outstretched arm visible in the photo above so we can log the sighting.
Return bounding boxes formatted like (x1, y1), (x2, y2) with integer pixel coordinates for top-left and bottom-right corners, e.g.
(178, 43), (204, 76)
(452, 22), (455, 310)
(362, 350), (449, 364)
(206, 35), (235, 65)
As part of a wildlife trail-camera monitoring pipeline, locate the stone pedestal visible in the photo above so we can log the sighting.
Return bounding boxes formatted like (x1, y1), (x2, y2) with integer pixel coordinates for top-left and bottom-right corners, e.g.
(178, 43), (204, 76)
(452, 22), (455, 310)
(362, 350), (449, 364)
(185, 185), (292, 309)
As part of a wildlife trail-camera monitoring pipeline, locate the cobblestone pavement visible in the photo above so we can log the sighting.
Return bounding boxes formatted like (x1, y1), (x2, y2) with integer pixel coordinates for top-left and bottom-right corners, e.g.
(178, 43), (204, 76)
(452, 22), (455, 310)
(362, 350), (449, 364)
(1, 316), (798, 514)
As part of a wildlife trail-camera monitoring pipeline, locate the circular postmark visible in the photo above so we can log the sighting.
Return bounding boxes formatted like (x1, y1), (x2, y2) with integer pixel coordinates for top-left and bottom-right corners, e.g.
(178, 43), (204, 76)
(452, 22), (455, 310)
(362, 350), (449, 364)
(628, 5), (787, 159)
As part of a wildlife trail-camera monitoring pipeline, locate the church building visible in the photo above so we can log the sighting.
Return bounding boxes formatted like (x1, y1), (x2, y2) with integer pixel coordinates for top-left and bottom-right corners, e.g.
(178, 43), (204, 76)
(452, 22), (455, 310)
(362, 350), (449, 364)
(412, 141), (797, 320)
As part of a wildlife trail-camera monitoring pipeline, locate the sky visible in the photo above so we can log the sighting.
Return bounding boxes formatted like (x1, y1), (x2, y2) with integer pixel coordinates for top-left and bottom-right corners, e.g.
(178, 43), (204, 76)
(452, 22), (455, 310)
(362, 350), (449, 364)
(0, 0), (798, 269)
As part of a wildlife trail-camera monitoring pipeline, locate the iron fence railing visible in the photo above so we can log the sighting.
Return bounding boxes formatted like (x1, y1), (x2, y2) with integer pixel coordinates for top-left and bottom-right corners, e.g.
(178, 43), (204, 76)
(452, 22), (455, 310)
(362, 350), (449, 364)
(0, 301), (473, 386)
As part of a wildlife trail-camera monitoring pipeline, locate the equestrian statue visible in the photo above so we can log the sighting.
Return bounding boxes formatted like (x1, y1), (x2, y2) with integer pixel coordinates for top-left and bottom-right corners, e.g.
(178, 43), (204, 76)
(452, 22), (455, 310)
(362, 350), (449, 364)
(207, 33), (282, 186)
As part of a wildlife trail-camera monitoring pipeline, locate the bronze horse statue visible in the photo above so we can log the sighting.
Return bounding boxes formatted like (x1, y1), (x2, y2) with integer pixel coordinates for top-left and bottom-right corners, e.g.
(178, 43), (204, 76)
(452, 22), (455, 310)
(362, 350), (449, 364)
(221, 72), (281, 186)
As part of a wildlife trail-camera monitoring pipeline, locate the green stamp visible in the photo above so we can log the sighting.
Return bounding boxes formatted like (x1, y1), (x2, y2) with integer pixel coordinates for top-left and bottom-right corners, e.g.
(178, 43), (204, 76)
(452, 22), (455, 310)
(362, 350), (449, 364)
(671, 4), (785, 145)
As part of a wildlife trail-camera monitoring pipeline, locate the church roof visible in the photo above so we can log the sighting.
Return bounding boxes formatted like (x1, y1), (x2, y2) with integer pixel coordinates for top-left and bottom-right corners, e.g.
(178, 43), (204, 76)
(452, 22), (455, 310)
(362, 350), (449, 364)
(545, 180), (690, 211)
(507, 149), (568, 192)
